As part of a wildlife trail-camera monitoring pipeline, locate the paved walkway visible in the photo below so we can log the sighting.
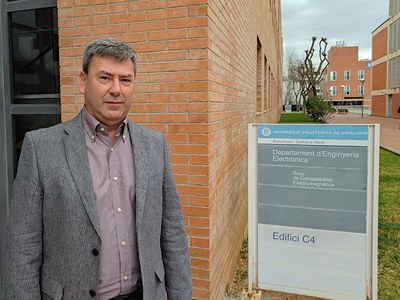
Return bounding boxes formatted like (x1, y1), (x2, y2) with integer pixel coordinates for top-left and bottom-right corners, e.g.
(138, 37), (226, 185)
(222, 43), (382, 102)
(329, 113), (400, 155)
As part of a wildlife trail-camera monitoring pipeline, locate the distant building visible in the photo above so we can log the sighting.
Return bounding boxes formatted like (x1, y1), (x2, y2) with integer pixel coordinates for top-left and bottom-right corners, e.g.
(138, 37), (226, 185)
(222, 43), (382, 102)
(371, 0), (400, 118)
(322, 43), (371, 115)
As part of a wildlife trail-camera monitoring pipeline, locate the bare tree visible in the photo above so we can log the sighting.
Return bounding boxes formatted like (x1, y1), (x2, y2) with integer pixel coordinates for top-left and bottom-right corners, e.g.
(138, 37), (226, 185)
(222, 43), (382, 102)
(283, 46), (302, 110)
(300, 36), (329, 104)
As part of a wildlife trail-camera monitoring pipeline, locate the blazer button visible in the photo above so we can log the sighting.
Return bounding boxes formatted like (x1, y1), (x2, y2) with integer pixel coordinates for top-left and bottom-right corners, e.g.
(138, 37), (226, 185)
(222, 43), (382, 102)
(89, 289), (96, 297)
(92, 248), (99, 256)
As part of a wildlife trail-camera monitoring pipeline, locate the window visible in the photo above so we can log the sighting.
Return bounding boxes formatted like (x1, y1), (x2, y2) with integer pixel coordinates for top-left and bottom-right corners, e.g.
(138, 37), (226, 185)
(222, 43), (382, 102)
(256, 38), (262, 113)
(358, 85), (364, 95)
(330, 71), (337, 81)
(9, 6), (60, 167)
(358, 70), (365, 80)
(344, 85), (350, 95)
(344, 70), (351, 81)
(330, 86), (337, 96)
(11, 8), (60, 103)
(264, 56), (268, 111)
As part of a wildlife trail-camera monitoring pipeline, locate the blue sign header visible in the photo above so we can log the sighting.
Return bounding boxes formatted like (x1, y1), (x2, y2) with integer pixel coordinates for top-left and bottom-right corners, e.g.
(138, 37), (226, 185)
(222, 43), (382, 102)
(258, 124), (368, 141)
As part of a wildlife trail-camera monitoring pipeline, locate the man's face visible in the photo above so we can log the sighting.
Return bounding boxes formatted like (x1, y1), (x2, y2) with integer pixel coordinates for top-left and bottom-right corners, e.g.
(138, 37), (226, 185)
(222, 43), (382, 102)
(79, 55), (135, 129)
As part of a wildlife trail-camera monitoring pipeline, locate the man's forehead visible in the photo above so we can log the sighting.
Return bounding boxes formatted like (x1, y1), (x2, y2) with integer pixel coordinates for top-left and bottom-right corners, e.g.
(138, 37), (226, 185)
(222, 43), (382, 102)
(89, 55), (135, 72)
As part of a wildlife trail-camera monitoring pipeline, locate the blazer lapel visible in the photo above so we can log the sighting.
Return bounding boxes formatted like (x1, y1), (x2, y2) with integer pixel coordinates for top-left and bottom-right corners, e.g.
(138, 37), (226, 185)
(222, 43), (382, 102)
(63, 113), (101, 237)
(128, 122), (149, 227)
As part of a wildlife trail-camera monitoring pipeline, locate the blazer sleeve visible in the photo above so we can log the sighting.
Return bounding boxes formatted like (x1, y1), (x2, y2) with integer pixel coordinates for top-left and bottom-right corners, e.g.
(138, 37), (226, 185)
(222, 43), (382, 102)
(2, 132), (43, 299)
(160, 134), (192, 299)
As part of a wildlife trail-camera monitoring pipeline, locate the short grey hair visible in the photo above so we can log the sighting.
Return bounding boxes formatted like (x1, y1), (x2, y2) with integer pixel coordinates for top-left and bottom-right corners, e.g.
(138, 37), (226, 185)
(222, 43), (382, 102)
(82, 38), (138, 75)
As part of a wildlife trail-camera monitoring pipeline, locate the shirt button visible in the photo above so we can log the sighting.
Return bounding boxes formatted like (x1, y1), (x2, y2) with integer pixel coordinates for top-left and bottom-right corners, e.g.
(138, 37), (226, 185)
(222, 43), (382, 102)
(123, 275), (128, 281)
(89, 289), (96, 297)
(110, 147), (114, 152)
(92, 248), (99, 256)
(121, 240), (126, 246)
(113, 176), (118, 181)
(100, 127), (105, 132)
(117, 207), (122, 213)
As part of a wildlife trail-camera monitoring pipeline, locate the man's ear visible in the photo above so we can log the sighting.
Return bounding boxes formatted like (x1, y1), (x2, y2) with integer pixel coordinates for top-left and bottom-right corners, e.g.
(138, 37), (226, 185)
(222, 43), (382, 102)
(79, 71), (86, 94)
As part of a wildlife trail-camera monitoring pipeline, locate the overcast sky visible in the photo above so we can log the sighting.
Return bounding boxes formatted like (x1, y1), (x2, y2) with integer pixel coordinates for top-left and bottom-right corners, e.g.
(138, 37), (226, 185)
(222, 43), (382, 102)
(281, 0), (389, 61)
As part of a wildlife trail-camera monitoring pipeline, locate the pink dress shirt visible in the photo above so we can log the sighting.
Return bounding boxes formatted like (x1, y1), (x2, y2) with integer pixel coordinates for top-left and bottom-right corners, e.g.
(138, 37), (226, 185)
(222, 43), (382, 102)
(82, 108), (141, 299)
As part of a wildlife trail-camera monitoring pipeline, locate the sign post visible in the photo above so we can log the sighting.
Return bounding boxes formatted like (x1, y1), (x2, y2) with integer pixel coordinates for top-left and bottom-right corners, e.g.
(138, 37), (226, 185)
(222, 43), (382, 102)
(248, 124), (379, 300)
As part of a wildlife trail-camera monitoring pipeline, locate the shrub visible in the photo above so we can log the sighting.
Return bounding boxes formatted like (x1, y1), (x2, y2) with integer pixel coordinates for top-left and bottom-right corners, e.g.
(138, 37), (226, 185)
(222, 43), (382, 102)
(305, 96), (335, 123)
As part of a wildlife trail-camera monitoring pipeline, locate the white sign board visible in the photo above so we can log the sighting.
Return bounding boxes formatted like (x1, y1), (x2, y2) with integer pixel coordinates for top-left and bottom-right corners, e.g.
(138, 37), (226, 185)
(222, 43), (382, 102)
(248, 124), (379, 300)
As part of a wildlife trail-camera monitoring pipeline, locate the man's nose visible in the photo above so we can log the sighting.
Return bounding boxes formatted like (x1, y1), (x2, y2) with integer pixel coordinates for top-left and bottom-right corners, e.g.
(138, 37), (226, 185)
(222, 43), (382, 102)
(109, 78), (121, 96)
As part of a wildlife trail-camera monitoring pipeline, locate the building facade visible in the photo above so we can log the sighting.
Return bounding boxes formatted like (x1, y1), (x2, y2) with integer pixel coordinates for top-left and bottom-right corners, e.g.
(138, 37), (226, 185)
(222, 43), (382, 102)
(0, 1), (283, 298)
(322, 44), (371, 115)
(371, 0), (400, 118)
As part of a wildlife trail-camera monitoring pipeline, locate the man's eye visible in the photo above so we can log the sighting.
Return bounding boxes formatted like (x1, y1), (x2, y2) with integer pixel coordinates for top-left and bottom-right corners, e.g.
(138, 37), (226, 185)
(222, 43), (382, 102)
(121, 79), (132, 86)
(99, 76), (110, 82)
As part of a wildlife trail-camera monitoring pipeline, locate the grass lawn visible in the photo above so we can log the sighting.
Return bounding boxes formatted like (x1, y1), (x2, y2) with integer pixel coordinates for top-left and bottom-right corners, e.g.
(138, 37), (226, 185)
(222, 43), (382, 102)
(279, 112), (313, 123)
(378, 149), (400, 299)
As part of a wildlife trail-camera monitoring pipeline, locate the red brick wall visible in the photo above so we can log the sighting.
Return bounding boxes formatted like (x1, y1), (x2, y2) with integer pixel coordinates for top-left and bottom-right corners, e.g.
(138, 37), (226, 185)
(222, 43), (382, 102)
(57, 1), (282, 298)
(372, 62), (387, 91)
(372, 27), (387, 61)
(207, 1), (281, 298)
(371, 95), (386, 117)
(371, 23), (388, 117)
(393, 94), (400, 119)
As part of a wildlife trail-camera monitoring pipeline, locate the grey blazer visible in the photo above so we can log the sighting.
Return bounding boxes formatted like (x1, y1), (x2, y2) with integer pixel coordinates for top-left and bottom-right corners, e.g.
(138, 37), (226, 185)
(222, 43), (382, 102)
(1, 112), (192, 299)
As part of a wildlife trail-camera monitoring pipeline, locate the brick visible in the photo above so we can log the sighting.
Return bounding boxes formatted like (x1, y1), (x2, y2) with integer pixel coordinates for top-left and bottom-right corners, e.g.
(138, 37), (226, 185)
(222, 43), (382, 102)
(133, 41), (168, 53)
(178, 185), (208, 196)
(147, 29), (187, 41)
(190, 217), (210, 227)
(167, 0), (208, 8)
(174, 174), (189, 184)
(147, 71), (188, 82)
(167, 38), (208, 50)
(190, 155), (209, 165)
(189, 5), (207, 16)
(166, 133), (188, 144)
(149, 113), (188, 123)
(128, 20), (166, 32)
(92, 24), (128, 35)
(192, 278), (210, 289)
(190, 196), (209, 206)
(190, 175), (208, 185)
(191, 257), (209, 269)
(186, 226), (209, 237)
(58, 18), (74, 28)
(191, 268), (210, 282)
(172, 164), (208, 176)
(60, 27), (92, 38)
(182, 206), (209, 217)
(60, 76), (76, 85)
(166, 7), (188, 18)
(61, 95), (77, 104)
(188, 27), (208, 38)
(170, 154), (189, 164)
(167, 16), (207, 29)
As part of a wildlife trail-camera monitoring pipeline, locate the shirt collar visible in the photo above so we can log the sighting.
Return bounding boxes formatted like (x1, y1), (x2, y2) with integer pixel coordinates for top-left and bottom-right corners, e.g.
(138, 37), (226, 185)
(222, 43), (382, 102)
(82, 106), (129, 142)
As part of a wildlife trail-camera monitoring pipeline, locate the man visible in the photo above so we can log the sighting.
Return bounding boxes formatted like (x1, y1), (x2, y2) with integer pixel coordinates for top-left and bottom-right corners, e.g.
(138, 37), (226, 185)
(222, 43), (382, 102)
(1, 38), (192, 299)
